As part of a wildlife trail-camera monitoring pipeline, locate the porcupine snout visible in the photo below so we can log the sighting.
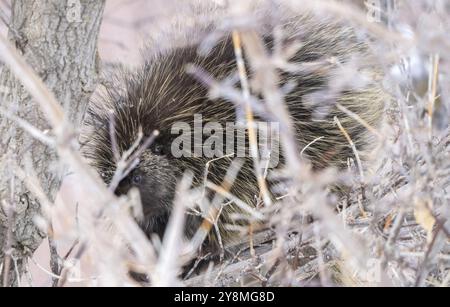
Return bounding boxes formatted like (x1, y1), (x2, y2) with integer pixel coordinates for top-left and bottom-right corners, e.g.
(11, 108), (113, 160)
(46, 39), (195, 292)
(114, 150), (180, 219)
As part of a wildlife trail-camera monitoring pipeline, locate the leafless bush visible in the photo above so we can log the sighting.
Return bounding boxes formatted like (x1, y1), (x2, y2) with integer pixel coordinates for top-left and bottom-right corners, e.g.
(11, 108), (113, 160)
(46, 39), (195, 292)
(0, 0), (448, 287)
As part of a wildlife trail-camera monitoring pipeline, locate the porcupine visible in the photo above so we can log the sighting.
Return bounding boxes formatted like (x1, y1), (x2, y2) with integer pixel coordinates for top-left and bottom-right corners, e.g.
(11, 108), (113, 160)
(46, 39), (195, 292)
(82, 9), (384, 254)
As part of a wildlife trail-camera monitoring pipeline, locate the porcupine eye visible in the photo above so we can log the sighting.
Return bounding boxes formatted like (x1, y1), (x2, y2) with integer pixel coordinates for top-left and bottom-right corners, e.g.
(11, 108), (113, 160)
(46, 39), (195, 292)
(152, 144), (165, 156)
(132, 174), (143, 185)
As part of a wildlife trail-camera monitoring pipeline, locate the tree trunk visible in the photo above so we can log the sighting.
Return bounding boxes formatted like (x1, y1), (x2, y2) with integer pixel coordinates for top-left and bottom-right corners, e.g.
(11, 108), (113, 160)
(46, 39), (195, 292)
(0, 0), (105, 286)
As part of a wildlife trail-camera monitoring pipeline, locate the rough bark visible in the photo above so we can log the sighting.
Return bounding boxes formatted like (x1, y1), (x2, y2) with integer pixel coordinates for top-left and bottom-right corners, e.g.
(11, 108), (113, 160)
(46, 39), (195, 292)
(0, 0), (105, 286)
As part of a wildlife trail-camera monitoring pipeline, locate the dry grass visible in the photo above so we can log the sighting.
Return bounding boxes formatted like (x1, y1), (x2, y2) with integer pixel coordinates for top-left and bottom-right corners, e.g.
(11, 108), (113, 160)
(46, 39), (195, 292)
(0, 0), (449, 287)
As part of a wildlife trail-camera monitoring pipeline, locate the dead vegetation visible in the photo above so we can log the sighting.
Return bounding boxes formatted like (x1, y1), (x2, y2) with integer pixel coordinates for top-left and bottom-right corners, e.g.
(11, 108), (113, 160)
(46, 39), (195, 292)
(0, 0), (449, 287)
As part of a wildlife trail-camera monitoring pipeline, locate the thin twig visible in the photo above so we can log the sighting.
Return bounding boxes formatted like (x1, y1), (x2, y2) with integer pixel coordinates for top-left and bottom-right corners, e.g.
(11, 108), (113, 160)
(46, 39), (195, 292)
(334, 116), (365, 182)
(232, 30), (272, 207)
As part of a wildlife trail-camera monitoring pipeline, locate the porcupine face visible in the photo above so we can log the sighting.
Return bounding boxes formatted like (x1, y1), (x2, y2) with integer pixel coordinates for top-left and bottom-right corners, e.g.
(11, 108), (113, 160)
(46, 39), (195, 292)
(114, 150), (179, 223)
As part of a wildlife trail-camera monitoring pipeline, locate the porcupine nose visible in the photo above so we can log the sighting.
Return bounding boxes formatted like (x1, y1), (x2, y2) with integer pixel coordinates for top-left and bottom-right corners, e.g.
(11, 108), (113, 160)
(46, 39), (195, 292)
(114, 178), (131, 196)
